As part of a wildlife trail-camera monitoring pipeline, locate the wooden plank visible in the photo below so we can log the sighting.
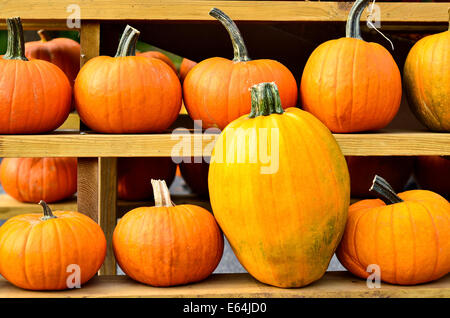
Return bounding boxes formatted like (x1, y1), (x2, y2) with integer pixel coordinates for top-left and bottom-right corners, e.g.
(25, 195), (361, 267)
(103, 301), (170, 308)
(0, 131), (449, 157)
(0, 272), (448, 298)
(80, 21), (100, 67)
(56, 112), (80, 131)
(0, 20), (76, 30)
(77, 158), (99, 221)
(0, 1), (448, 23)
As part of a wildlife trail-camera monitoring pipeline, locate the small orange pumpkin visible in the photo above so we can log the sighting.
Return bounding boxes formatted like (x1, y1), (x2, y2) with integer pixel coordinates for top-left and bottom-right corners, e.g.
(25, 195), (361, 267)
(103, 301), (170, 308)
(337, 175), (450, 285)
(300, 0), (402, 132)
(183, 8), (298, 130)
(415, 156), (450, 199)
(0, 201), (106, 290)
(0, 157), (77, 203)
(0, 17), (71, 134)
(75, 25), (182, 133)
(113, 179), (224, 286)
(179, 57), (197, 83)
(137, 50), (177, 73)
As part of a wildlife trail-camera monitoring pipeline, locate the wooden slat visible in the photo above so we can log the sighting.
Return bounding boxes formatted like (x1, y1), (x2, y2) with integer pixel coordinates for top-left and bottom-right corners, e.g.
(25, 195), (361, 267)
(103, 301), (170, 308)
(0, 1), (448, 23)
(77, 158), (99, 221)
(0, 272), (448, 298)
(0, 131), (449, 157)
(80, 21), (100, 67)
(56, 112), (80, 131)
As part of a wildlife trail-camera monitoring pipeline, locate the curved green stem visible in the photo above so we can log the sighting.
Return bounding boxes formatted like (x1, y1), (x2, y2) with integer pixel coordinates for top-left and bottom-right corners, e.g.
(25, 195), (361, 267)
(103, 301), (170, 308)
(39, 200), (57, 221)
(3, 17), (28, 61)
(346, 0), (370, 40)
(249, 82), (284, 118)
(38, 29), (51, 42)
(369, 175), (404, 205)
(115, 25), (140, 57)
(151, 179), (174, 207)
(209, 8), (250, 62)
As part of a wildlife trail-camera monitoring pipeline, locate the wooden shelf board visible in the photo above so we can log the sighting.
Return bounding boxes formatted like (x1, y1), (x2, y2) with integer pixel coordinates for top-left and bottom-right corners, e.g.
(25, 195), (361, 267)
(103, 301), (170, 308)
(0, 131), (449, 157)
(0, 2), (448, 24)
(0, 272), (448, 298)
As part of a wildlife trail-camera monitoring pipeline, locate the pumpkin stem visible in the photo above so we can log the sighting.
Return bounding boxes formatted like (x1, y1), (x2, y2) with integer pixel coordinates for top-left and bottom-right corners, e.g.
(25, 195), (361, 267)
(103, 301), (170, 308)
(39, 200), (57, 220)
(209, 8), (250, 62)
(346, 0), (369, 40)
(249, 82), (284, 118)
(115, 25), (140, 57)
(3, 17), (28, 61)
(151, 179), (174, 207)
(369, 175), (404, 205)
(37, 29), (51, 42)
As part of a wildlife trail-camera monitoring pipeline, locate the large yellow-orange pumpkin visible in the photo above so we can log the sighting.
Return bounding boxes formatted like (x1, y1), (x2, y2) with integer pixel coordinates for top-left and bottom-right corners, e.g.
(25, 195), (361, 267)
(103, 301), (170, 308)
(183, 8), (297, 130)
(113, 179), (223, 286)
(118, 157), (176, 201)
(0, 157), (77, 203)
(25, 30), (80, 87)
(337, 175), (450, 285)
(403, 11), (449, 132)
(75, 25), (182, 133)
(208, 82), (350, 288)
(0, 18), (71, 134)
(415, 156), (450, 198)
(137, 50), (177, 73)
(300, 0), (402, 133)
(0, 201), (106, 290)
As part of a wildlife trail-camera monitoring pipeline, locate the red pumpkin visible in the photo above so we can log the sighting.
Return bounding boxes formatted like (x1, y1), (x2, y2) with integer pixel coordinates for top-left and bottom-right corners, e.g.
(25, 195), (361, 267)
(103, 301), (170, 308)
(118, 157), (176, 201)
(137, 50), (177, 73)
(415, 156), (450, 198)
(183, 8), (297, 130)
(0, 18), (71, 134)
(0, 157), (77, 203)
(179, 158), (209, 197)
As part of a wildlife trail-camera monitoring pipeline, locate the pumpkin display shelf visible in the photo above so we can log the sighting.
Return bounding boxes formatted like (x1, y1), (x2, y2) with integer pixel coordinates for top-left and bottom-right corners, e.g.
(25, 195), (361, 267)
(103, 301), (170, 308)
(0, 0), (449, 298)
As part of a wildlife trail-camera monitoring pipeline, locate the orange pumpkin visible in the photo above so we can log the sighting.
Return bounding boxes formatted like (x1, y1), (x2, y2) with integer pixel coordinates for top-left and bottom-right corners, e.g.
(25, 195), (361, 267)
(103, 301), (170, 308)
(183, 8), (298, 130)
(25, 30), (80, 87)
(300, 0), (402, 133)
(209, 82), (349, 288)
(113, 179), (224, 286)
(0, 157), (77, 203)
(346, 156), (414, 198)
(179, 57), (197, 83)
(137, 50), (177, 73)
(0, 17), (71, 134)
(179, 158), (209, 197)
(415, 156), (450, 198)
(118, 157), (176, 201)
(403, 11), (450, 132)
(337, 175), (450, 285)
(75, 25), (182, 133)
(0, 201), (106, 290)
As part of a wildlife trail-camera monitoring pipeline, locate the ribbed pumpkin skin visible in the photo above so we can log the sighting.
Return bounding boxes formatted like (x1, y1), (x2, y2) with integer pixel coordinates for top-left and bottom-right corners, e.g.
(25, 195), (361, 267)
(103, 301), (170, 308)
(346, 156), (414, 198)
(179, 159), (210, 197)
(113, 205), (224, 286)
(183, 58), (298, 130)
(137, 51), (177, 73)
(179, 58), (197, 83)
(415, 156), (450, 198)
(74, 56), (182, 133)
(25, 38), (80, 87)
(0, 157), (77, 203)
(0, 59), (71, 134)
(300, 38), (402, 132)
(337, 190), (450, 285)
(0, 211), (106, 290)
(404, 29), (449, 131)
(209, 108), (350, 288)
(117, 157), (176, 201)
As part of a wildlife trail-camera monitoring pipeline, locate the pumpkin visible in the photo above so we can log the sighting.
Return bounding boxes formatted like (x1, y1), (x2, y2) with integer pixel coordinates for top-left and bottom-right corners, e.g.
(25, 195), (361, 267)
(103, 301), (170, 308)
(403, 10), (449, 132)
(0, 17), (71, 134)
(415, 156), (450, 198)
(208, 82), (350, 288)
(0, 157), (77, 203)
(179, 57), (197, 83)
(74, 25), (182, 133)
(346, 156), (414, 198)
(300, 0), (402, 133)
(113, 179), (224, 286)
(183, 8), (298, 130)
(337, 175), (450, 285)
(118, 157), (176, 201)
(25, 29), (80, 87)
(0, 201), (106, 290)
(179, 158), (209, 197)
(137, 50), (177, 73)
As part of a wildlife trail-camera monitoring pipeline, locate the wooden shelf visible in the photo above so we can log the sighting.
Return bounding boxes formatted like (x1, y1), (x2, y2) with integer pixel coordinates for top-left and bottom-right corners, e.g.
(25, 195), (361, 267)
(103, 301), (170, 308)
(0, 272), (448, 298)
(0, 1), (448, 25)
(0, 130), (448, 157)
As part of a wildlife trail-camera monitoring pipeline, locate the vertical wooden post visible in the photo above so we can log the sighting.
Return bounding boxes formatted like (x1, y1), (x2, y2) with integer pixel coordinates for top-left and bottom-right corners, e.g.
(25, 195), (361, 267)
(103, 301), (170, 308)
(77, 21), (117, 275)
